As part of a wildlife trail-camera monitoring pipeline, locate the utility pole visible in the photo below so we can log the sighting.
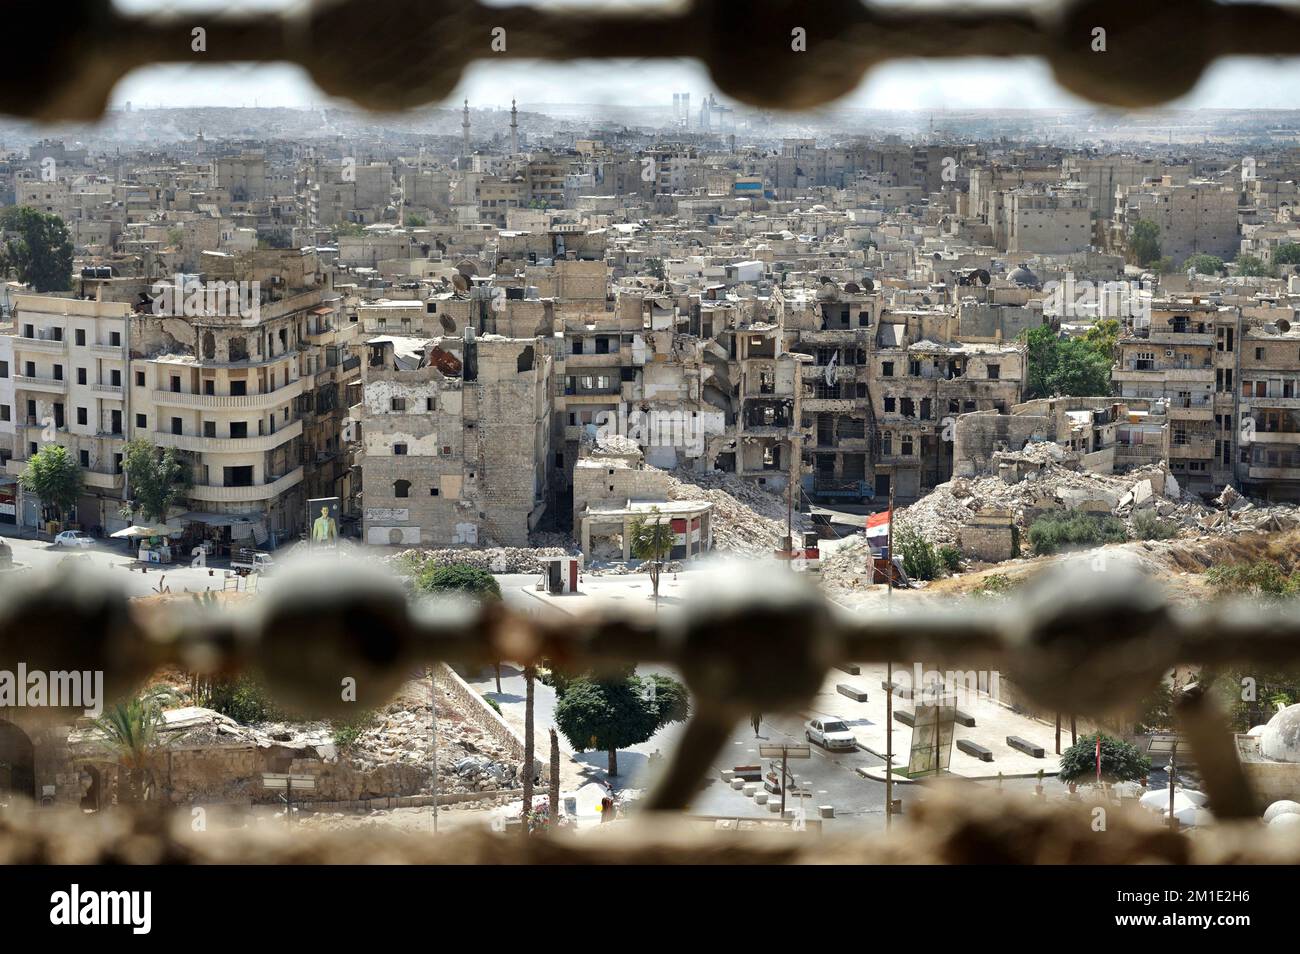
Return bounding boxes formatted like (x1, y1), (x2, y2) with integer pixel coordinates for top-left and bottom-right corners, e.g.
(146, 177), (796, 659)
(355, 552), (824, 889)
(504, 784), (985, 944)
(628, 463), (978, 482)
(884, 484), (895, 828)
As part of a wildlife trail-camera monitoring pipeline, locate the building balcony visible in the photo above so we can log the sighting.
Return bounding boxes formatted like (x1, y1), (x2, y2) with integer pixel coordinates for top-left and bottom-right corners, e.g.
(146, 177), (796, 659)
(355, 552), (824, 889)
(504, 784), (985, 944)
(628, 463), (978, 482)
(1248, 464), (1300, 481)
(92, 384), (124, 398)
(188, 466), (304, 503)
(1251, 432), (1300, 445)
(1242, 395), (1300, 409)
(1169, 438), (1215, 458)
(14, 375), (68, 393)
(150, 377), (305, 410)
(1148, 331), (1214, 346)
(83, 470), (124, 490)
(13, 336), (67, 353)
(88, 343), (126, 358)
(1114, 443), (1165, 461)
(153, 419), (303, 454)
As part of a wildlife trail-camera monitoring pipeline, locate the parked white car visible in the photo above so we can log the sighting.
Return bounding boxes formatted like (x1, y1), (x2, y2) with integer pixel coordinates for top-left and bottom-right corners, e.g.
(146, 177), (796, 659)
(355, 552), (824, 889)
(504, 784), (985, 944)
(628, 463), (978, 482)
(54, 530), (94, 549)
(805, 718), (856, 751)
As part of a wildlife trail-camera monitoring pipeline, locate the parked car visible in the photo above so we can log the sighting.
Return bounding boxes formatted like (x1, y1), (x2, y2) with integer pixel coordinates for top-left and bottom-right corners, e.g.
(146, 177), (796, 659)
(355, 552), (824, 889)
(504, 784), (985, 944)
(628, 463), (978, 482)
(231, 549), (275, 575)
(53, 530), (94, 549)
(805, 718), (856, 750)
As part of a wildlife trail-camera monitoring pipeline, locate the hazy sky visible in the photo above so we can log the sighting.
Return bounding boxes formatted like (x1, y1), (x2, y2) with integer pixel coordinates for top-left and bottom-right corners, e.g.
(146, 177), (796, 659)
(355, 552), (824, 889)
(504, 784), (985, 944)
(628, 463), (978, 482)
(105, 0), (1300, 112)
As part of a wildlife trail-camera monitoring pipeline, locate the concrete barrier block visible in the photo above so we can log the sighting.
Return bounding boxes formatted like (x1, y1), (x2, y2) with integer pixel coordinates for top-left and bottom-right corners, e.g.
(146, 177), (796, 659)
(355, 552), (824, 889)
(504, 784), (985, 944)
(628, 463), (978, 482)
(836, 683), (868, 702)
(954, 709), (976, 727)
(956, 739), (993, 762)
(894, 709), (916, 727)
(835, 663), (861, 676)
(819, 805), (834, 818)
(1007, 736), (1045, 758)
(754, 792), (768, 805)
(731, 777), (745, 790)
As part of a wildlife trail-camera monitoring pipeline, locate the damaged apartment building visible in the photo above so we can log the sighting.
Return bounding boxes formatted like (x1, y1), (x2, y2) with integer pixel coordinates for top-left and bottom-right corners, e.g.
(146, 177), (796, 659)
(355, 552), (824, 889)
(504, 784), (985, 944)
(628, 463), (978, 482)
(779, 277), (1030, 503)
(357, 331), (552, 547)
(1114, 297), (1300, 501)
(556, 283), (802, 507)
(1, 249), (354, 541)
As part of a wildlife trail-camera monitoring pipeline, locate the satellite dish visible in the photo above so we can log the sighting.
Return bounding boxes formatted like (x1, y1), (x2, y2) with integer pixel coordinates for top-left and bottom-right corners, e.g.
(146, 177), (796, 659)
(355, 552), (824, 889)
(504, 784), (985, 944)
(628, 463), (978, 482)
(921, 295), (932, 306)
(439, 315), (456, 333)
(861, 277), (875, 292)
(818, 275), (834, 285)
(932, 252), (942, 261)
(1278, 318), (1292, 334)
(455, 260), (478, 278)
(975, 269), (991, 286)
(844, 282), (861, 294)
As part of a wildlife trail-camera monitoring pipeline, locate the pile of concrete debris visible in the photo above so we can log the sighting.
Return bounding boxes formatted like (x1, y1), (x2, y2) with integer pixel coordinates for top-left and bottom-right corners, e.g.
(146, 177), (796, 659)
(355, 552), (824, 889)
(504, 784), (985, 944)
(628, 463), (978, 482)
(891, 463), (1300, 548)
(388, 546), (570, 576)
(661, 468), (810, 556)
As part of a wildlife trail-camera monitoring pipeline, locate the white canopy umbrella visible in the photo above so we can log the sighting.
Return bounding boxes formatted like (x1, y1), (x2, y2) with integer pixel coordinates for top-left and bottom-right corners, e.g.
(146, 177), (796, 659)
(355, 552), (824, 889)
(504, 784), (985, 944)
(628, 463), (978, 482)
(110, 524), (180, 539)
(1139, 788), (1206, 814)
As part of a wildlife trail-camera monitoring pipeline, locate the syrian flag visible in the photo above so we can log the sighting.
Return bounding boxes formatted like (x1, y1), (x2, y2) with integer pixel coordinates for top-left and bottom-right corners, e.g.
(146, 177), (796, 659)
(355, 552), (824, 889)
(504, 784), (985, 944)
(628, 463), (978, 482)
(865, 509), (891, 546)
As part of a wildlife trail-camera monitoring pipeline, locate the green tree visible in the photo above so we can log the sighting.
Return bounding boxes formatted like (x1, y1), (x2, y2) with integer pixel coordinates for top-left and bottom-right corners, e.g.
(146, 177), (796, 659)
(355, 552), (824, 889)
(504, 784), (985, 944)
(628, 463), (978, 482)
(1058, 732), (1149, 785)
(554, 669), (689, 776)
(630, 507), (675, 601)
(1183, 253), (1225, 275)
(1236, 254), (1271, 277)
(0, 207), (73, 292)
(414, 564), (506, 690)
(92, 686), (181, 803)
(894, 524), (942, 581)
(1272, 242), (1300, 266)
(1127, 219), (1161, 268)
(404, 214), (427, 227)
(122, 438), (191, 524)
(1020, 325), (1059, 400)
(1205, 560), (1300, 599)
(413, 563), (503, 601)
(1081, 318), (1120, 354)
(19, 443), (82, 525)
(644, 256), (666, 280)
(1049, 336), (1113, 397)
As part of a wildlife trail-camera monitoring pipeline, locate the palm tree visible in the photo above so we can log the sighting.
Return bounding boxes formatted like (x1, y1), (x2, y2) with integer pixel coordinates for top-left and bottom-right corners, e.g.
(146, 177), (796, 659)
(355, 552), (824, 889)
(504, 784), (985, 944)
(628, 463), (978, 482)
(630, 507), (675, 603)
(548, 728), (560, 826)
(91, 687), (180, 804)
(521, 665), (535, 834)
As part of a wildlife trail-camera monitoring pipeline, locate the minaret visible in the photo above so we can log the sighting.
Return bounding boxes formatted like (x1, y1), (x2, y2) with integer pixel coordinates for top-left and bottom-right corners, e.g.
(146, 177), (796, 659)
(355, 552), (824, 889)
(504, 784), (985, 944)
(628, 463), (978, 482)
(510, 99), (519, 157)
(461, 99), (471, 164)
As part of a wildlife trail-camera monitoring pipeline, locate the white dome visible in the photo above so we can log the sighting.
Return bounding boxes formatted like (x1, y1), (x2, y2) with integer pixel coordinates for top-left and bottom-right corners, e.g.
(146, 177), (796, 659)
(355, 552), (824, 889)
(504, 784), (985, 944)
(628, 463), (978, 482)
(1269, 812), (1300, 829)
(1261, 704), (1300, 763)
(1264, 799), (1300, 823)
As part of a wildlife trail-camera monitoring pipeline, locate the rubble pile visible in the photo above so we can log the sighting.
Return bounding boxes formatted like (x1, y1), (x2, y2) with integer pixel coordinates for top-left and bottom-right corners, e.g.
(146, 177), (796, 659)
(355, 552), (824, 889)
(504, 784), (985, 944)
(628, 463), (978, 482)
(389, 546), (570, 576)
(821, 462), (1300, 579)
(661, 468), (811, 555)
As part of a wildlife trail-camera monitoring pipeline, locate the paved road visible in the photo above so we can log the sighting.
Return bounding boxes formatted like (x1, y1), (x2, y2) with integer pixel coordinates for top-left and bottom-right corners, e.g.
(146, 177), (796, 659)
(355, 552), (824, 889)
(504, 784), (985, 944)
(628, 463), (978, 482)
(1, 532), (255, 597)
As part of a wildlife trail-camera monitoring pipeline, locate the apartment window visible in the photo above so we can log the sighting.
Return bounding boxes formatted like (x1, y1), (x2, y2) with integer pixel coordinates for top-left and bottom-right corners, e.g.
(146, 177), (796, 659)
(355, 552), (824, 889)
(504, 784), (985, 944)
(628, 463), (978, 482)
(51, 328), (62, 342)
(884, 396), (896, 413)
(170, 375), (180, 393)
(987, 364), (1000, 380)
(430, 487), (440, 496)
(426, 397), (435, 411)
(204, 380), (215, 395)
(203, 421), (216, 438)
(230, 380), (247, 396)
(1256, 348), (1265, 361)
(110, 369), (121, 387)
(391, 397), (406, 412)
(136, 413), (147, 429)
(136, 370), (145, 387)
(22, 324), (33, 338)
(901, 435), (914, 456)
(171, 418), (182, 435)
(79, 450), (89, 467)
(394, 479), (411, 498)
(76, 407), (87, 426)
(76, 368), (86, 385)
(230, 422), (248, 439)
(393, 443), (408, 455)
(0, 361), (7, 378)
(53, 365), (63, 381)
(110, 331), (121, 346)
(74, 329), (85, 346)
(24, 362), (34, 377)
(0, 406), (9, 422)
